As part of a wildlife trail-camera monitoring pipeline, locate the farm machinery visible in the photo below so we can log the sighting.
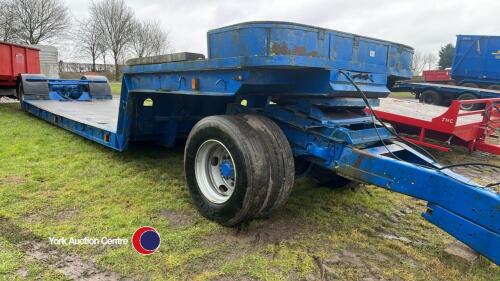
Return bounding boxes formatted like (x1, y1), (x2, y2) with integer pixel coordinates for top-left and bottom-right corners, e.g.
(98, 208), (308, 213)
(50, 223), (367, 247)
(15, 22), (499, 265)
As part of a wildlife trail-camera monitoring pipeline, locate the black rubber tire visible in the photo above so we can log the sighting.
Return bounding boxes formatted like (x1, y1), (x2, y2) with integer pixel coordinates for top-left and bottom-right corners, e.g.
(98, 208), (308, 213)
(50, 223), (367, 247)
(457, 93), (480, 111)
(238, 114), (295, 217)
(460, 82), (478, 88)
(17, 82), (23, 101)
(184, 115), (270, 226)
(487, 84), (500, 91)
(419, 90), (441, 105)
(308, 164), (352, 188)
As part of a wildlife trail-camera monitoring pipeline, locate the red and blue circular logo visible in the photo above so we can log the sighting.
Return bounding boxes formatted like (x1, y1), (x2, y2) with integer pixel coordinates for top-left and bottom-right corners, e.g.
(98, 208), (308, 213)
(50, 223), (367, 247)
(132, 226), (161, 255)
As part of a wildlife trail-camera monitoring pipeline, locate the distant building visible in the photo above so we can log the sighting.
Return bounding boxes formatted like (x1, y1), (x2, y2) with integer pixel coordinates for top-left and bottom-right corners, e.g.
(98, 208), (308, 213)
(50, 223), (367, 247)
(32, 45), (59, 78)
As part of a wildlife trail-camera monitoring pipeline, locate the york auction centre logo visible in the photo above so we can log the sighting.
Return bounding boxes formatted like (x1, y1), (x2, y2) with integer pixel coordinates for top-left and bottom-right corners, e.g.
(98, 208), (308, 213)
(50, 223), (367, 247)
(131, 226), (161, 255)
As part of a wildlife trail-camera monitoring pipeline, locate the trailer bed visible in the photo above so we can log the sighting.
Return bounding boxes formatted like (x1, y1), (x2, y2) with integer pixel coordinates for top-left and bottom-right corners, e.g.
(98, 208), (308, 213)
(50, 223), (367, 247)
(376, 98), (482, 125)
(372, 97), (500, 154)
(392, 82), (500, 100)
(25, 99), (120, 132)
(401, 82), (500, 93)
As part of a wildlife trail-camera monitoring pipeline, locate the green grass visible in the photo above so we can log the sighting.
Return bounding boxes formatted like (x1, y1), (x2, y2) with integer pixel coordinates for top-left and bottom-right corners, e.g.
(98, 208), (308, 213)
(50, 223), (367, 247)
(0, 103), (498, 280)
(389, 92), (415, 99)
(110, 82), (121, 95)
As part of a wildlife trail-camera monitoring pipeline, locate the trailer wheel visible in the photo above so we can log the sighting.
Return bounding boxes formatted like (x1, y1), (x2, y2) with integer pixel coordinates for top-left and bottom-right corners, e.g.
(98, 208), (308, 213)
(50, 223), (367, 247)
(457, 93), (479, 111)
(238, 114), (295, 217)
(308, 164), (352, 188)
(184, 115), (269, 226)
(419, 90), (441, 105)
(487, 85), (500, 91)
(17, 83), (23, 100)
(460, 82), (478, 88)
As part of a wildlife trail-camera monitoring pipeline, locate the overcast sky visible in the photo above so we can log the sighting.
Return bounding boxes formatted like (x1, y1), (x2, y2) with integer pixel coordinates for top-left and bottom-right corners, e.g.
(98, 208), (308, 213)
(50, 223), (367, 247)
(62, 0), (500, 62)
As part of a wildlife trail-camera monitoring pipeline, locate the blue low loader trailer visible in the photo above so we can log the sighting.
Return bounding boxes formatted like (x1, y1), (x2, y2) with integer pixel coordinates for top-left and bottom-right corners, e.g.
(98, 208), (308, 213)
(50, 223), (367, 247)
(16, 22), (499, 265)
(392, 34), (500, 110)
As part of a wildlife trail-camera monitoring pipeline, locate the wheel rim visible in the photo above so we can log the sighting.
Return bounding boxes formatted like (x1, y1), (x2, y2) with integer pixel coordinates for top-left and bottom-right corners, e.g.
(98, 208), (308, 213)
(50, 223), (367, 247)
(458, 94), (476, 110)
(195, 140), (236, 204)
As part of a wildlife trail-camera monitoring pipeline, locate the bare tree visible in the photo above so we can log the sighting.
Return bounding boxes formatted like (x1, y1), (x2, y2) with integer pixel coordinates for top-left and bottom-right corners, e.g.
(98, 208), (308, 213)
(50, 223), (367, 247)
(130, 19), (170, 58)
(423, 53), (438, 71)
(0, 0), (19, 42)
(90, 0), (135, 81)
(411, 51), (438, 75)
(9, 0), (70, 44)
(99, 44), (108, 71)
(411, 51), (425, 75)
(74, 18), (104, 72)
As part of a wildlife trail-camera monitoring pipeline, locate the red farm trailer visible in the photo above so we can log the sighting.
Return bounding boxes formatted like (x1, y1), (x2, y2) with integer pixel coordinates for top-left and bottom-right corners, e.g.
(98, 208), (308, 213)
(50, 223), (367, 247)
(422, 69), (452, 83)
(371, 98), (500, 154)
(0, 41), (40, 98)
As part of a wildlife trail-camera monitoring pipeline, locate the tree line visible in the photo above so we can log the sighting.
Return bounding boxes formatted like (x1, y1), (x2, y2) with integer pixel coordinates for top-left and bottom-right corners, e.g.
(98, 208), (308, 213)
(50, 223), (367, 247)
(0, 0), (170, 81)
(1, 0), (457, 79)
(411, 43), (456, 75)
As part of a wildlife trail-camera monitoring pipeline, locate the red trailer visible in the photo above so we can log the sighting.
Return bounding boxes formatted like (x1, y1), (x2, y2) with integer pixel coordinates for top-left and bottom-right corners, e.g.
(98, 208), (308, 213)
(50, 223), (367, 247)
(0, 41), (40, 98)
(422, 69), (452, 83)
(370, 98), (500, 155)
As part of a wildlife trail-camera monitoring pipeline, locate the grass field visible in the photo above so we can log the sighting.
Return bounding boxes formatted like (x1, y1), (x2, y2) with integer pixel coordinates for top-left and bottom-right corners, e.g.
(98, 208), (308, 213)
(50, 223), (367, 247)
(110, 82), (121, 95)
(388, 92), (415, 99)
(0, 100), (499, 280)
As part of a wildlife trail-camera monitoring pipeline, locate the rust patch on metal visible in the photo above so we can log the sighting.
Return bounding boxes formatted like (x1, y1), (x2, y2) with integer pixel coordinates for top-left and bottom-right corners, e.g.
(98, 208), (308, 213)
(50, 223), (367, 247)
(270, 42), (319, 57)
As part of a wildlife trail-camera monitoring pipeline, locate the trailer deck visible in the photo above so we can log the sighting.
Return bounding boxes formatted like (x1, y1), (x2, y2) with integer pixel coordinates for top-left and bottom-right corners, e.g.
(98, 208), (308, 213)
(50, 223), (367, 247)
(393, 82), (500, 98)
(392, 82), (500, 110)
(25, 99), (120, 132)
(372, 98), (500, 154)
(377, 98), (483, 125)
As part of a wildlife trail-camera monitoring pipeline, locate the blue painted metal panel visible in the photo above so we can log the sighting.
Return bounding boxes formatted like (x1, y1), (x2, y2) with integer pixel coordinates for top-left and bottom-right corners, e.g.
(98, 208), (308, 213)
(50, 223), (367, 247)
(387, 44), (414, 81)
(207, 22), (412, 73)
(124, 22), (413, 99)
(451, 35), (500, 85)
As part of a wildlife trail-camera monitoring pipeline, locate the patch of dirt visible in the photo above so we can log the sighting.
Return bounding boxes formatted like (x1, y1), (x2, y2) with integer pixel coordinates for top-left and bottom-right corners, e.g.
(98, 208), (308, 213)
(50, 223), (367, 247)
(15, 268), (28, 278)
(312, 250), (385, 281)
(25, 207), (80, 224)
(202, 210), (318, 248)
(54, 208), (80, 221)
(445, 240), (479, 263)
(0, 216), (130, 281)
(0, 176), (26, 185)
(216, 275), (258, 281)
(160, 209), (195, 229)
(379, 233), (411, 243)
(20, 241), (127, 281)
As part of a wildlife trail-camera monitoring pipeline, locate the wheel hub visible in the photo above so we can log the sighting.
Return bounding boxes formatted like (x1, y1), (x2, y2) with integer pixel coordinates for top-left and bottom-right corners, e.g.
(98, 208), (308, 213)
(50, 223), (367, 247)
(219, 159), (234, 179)
(194, 140), (237, 204)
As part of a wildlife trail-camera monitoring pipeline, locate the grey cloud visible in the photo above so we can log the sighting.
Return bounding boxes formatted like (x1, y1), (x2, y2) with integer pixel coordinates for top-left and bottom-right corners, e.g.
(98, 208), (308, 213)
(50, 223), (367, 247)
(63, 0), (500, 61)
